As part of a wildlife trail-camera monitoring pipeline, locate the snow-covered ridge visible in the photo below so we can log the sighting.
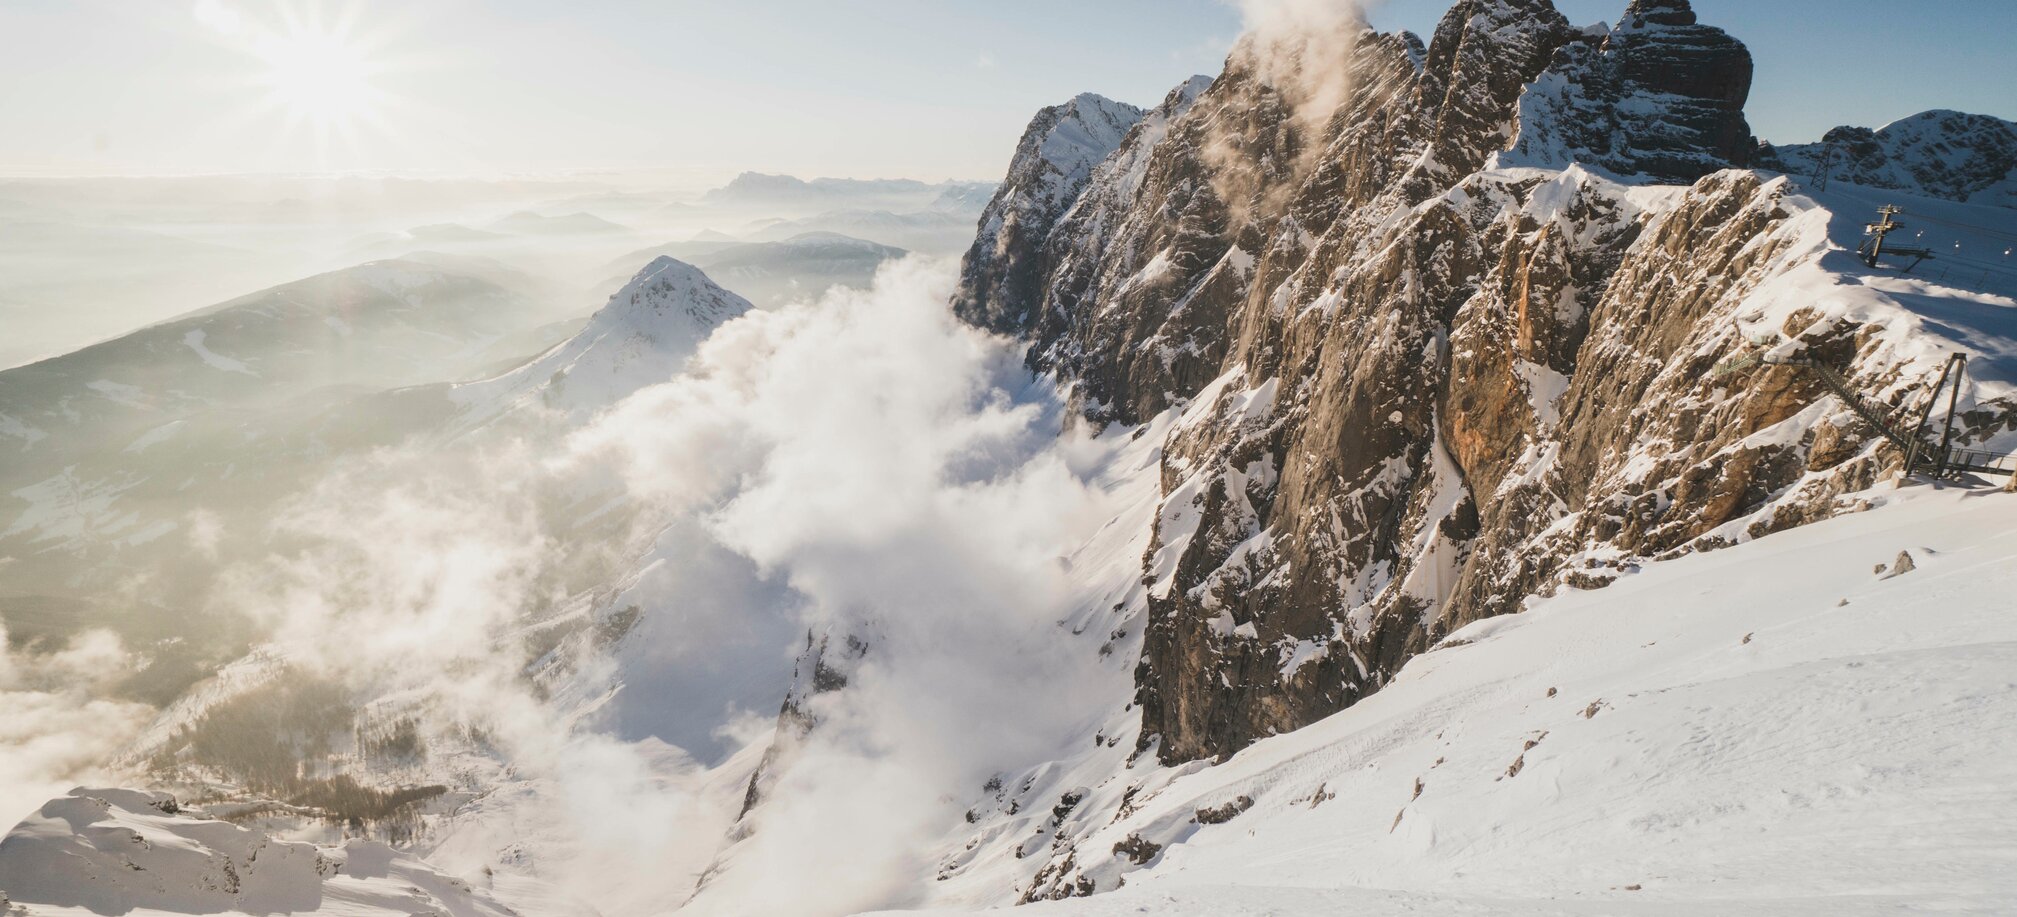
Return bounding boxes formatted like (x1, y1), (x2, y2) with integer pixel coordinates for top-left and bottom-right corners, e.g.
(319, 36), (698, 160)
(952, 88), (1156, 334)
(0, 788), (517, 916)
(1758, 109), (2017, 208)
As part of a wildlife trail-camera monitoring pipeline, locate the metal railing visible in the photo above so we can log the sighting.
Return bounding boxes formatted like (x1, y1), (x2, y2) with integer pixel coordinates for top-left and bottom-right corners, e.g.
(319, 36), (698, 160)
(1730, 348), (2015, 482)
(1939, 447), (2017, 478)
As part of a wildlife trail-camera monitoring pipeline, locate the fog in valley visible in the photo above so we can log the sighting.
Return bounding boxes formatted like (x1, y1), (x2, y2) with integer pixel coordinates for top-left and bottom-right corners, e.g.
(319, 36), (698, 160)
(8, 1), (2017, 915)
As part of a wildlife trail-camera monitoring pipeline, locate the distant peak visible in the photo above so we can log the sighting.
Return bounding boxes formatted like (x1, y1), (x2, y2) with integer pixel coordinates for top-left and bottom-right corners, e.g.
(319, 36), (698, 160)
(1066, 91), (1134, 115)
(602, 255), (751, 328)
(640, 254), (704, 277)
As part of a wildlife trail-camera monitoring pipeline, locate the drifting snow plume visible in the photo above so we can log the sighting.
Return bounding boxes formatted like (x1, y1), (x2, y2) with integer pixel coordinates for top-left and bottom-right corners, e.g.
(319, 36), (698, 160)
(1235, 0), (1373, 134)
(1205, 0), (1374, 223)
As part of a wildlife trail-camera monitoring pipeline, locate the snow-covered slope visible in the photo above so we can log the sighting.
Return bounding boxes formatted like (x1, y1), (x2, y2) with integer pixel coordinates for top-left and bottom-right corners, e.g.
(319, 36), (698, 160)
(453, 255), (753, 424)
(1759, 110), (2017, 208)
(866, 486), (2017, 915)
(0, 788), (519, 916)
(0, 258), (561, 686)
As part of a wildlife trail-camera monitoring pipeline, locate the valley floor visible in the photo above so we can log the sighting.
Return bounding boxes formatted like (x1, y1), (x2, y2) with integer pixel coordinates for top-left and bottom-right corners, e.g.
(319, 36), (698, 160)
(869, 485), (2017, 916)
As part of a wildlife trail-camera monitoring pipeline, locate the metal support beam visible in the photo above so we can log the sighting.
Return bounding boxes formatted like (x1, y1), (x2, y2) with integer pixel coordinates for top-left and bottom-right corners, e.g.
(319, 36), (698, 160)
(1934, 354), (1969, 478)
(1904, 354), (1963, 477)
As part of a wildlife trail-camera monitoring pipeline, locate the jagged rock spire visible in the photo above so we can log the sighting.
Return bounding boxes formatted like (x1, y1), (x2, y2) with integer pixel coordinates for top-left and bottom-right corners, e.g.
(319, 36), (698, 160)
(1500, 0), (1753, 181)
(952, 92), (1144, 335)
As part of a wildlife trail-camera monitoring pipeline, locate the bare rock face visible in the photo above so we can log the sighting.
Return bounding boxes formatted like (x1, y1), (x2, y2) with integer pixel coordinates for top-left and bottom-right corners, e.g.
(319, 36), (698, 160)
(730, 628), (866, 822)
(954, 93), (1148, 335)
(1502, 0), (1755, 182)
(1757, 110), (2017, 207)
(955, 0), (1997, 770)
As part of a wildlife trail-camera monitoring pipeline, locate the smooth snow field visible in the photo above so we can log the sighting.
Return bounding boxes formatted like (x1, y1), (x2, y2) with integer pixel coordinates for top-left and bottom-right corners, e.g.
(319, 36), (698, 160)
(868, 486), (2017, 917)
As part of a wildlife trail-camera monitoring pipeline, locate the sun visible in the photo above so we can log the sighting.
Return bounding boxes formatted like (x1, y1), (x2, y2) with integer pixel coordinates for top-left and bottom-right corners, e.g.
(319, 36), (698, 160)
(254, 24), (378, 129)
(194, 0), (421, 168)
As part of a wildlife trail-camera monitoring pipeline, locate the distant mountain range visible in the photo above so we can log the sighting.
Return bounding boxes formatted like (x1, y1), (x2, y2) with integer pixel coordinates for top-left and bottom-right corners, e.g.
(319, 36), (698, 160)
(700, 172), (994, 216)
(596, 231), (907, 309)
(0, 258), (576, 692)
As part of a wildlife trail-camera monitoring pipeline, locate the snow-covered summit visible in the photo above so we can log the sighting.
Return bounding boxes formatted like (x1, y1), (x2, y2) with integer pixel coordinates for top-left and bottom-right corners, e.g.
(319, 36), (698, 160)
(454, 255), (752, 423)
(1758, 109), (2017, 208)
(952, 91), (1147, 333)
(605, 256), (751, 329)
(1038, 94), (1151, 196)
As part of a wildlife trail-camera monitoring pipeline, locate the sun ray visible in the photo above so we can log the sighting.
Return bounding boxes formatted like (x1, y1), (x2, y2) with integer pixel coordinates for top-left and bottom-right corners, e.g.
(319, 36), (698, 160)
(192, 0), (414, 172)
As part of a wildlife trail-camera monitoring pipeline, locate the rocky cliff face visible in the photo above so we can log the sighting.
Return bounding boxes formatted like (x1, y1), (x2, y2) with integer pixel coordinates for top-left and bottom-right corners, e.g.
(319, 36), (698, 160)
(1757, 109), (2017, 207)
(955, 0), (2009, 767)
(953, 93), (1148, 335)
(1502, 0), (1754, 181)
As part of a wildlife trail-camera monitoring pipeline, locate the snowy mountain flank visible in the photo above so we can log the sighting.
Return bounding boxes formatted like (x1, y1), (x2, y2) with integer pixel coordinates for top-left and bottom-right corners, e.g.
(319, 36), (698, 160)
(6, 0), (2017, 915)
(0, 259), (564, 672)
(0, 788), (518, 917)
(453, 255), (753, 424)
(1757, 109), (2017, 208)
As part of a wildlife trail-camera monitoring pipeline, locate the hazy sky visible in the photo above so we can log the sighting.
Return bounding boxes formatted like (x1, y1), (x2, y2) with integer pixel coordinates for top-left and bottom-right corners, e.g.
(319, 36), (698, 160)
(2, 0), (2013, 182)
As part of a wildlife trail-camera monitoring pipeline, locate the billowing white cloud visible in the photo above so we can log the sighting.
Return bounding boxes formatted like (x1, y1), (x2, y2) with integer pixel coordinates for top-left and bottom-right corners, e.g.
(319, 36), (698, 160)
(182, 257), (1134, 914)
(0, 626), (155, 831)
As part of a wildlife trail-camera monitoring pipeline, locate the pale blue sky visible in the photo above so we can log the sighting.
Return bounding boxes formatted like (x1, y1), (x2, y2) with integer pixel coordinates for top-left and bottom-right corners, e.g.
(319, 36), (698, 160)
(0, 0), (2011, 181)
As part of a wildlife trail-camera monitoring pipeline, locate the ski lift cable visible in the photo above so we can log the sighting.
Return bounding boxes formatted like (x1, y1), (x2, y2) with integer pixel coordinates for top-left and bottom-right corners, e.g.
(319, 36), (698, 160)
(1886, 210), (2017, 243)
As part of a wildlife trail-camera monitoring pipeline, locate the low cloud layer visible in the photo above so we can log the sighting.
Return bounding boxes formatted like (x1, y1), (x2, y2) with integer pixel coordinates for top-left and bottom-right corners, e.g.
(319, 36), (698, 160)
(577, 259), (1135, 914)
(0, 627), (155, 829)
(175, 257), (1135, 915)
